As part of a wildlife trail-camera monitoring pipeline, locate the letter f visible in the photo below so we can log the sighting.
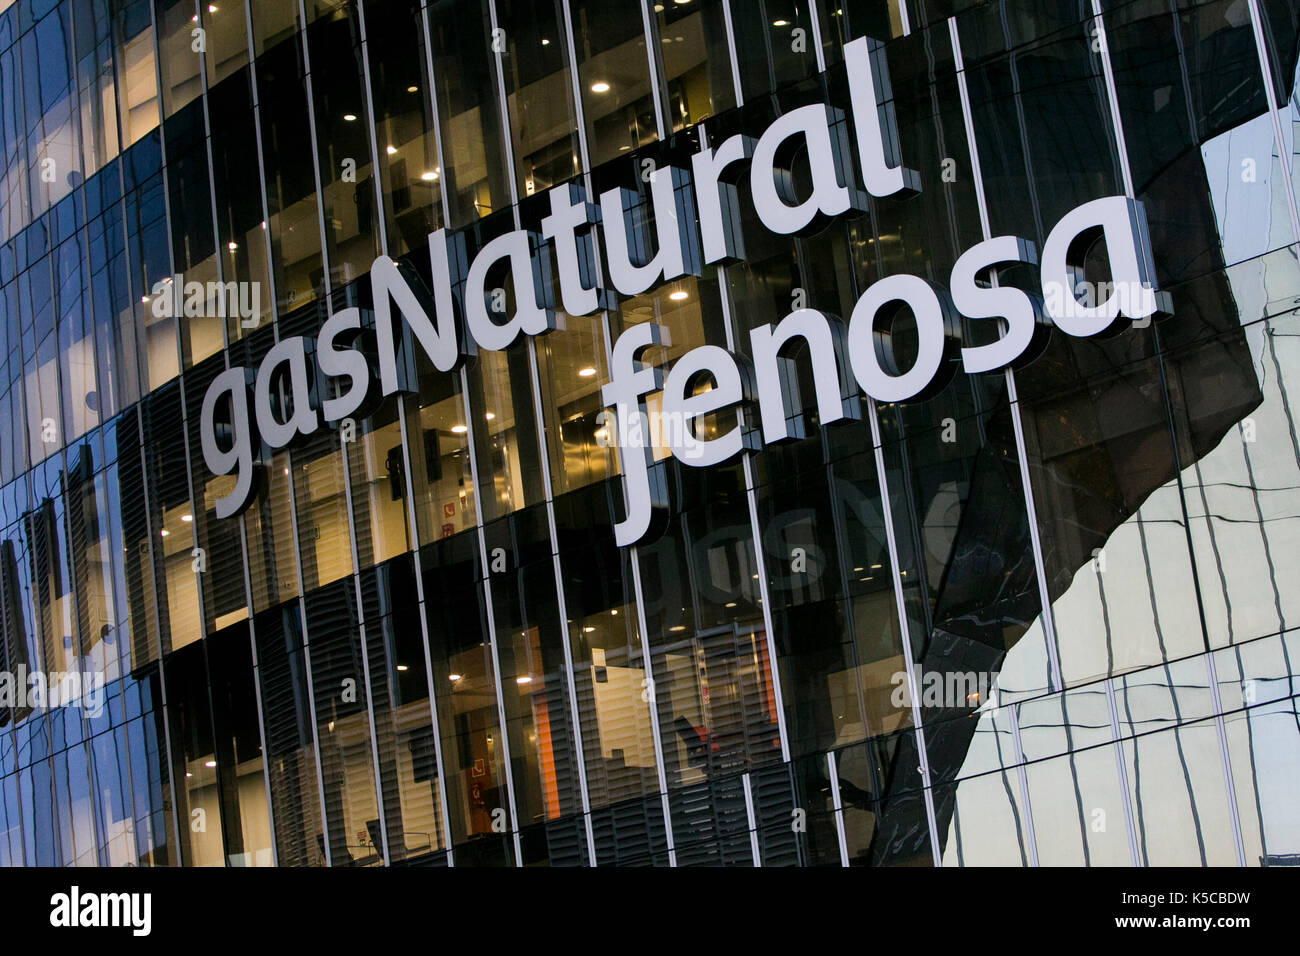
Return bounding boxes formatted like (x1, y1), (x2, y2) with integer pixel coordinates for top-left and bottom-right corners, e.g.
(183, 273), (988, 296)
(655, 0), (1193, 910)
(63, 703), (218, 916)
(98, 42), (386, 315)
(601, 323), (670, 547)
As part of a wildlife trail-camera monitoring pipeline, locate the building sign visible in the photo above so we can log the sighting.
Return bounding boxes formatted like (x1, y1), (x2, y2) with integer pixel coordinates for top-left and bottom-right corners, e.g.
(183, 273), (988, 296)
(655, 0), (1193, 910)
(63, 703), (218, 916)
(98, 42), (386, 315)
(200, 36), (1168, 547)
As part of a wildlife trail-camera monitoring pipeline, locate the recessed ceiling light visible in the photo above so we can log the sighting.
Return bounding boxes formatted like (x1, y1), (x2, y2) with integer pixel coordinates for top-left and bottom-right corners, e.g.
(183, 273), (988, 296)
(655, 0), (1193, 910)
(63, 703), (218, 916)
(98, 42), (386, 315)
(181, 514), (193, 523)
(583, 626), (596, 633)
(773, 19), (789, 27)
(343, 113), (357, 121)
(668, 290), (689, 301)
(386, 145), (397, 155)
(140, 295), (150, 303)
(228, 241), (238, 250)
(669, 625), (686, 632)
(451, 424), (468, 434)
(485, 412), (496, 420)
(159, 529), (169, 537)
(407, 85), (418, 93)
(421, 170), (439, 181)
(590, 81), (611, 93)
(578, 366), (597, 377)
(516, 675), (533, 684)
(396, 664), (408, 671)
(725, 601), (737, 607)
(611, 609), (619, 616)
(204, 760), (216, 768)
(449, 673), (463, 681)
(208, 4), (217, 12)
(541, 38), (550, 45)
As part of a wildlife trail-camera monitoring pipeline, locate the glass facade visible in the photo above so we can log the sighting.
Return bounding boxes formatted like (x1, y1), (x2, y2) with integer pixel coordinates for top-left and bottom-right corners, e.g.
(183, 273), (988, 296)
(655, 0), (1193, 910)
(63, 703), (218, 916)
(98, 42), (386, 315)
(0, 0), (1296, 868)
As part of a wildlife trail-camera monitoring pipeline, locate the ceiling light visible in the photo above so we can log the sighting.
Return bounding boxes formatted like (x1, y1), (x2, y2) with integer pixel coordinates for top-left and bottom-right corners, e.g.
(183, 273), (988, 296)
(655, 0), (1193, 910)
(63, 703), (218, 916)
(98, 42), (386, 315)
(590, 81), (610, 93)
(421, 170), (439, 181)
(725, 602), (737, 608)
(227, 241), (238, 250)
(668, 290), (689, 301)
(386, 145), (397, 155)
(541, 38), (550, 45)
(485, 412), (496, 420)
(204, 760), (216, 768)
(159, 529), (169, 537)
(208, 4), (217, 12)
(181, 514), (193, 523)
(343, 113), (357, 122)
(396, 664), (408, 671)
(451, 424), (468, 434)
(140, 295), (150, 303)
(516, 675), (533, 685)
(449, 673), (463, 681)
(583, 626), (596, 633)
(773, 19), (789, 27)
(578, 366), (597, 377)
(669, 625), (686, 632)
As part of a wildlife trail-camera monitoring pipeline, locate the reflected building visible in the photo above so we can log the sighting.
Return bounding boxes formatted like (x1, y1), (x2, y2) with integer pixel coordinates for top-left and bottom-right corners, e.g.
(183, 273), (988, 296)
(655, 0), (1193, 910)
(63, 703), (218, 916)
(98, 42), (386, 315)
(0, 0), (1296, 867)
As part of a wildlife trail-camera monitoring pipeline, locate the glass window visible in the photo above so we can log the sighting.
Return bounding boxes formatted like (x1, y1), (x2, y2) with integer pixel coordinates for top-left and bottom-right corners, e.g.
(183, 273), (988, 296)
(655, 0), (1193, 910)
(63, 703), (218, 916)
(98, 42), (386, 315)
(650, 0), (736, 131)
(569, 0), (659, 166)
(345, 398), (413, 569)
(256, 37), (325, 315)
(155, 0), (204, 119)
(496, 0), (580, 198)
(305, 582), (384, 866)
(114, 0), (161, 148)
(306, 2), (381, 288)
(361, 558), (446, 860)
(208, 70), (272, 340)
(363, 0), (445, 259)
(419, 536), (510, 848)
(244, 446), (300, 614)
(254, 603), (325, 865)
(428, 0), (511, 226)
(73, 0), (122, 181)
(200, 0), (250, 86)
(730, 0), (819, 104)
(207, 621), (273, 865)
